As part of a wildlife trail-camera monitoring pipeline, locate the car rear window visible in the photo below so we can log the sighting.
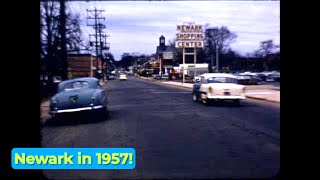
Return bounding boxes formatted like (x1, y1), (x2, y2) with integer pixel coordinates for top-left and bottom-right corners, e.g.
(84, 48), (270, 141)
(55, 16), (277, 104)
(63, 81), (90, 91)
(207, 77), (237, 83)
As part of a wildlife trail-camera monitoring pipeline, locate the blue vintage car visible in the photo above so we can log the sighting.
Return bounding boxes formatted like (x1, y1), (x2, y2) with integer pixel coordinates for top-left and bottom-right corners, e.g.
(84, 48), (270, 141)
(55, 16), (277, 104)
(49, 77), (108, 116)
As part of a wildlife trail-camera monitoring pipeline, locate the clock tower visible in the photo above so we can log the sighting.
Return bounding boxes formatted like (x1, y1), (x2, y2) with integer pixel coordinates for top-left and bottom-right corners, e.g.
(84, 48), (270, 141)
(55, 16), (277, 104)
(159, 35), (165, 47)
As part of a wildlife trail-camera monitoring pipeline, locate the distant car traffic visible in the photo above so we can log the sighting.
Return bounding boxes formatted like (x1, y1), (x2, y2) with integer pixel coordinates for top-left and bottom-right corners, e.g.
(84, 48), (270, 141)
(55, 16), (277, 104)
(155, 74), (169, 80)
(107, 74), (116, 80)
(193, 73), (246, 105)
(49, 77), (108, 117)
(119, 74), (127, 81)
(53, 76), (62, 84)
(193, 73), (212, 82)
(236, 74), (261, 85)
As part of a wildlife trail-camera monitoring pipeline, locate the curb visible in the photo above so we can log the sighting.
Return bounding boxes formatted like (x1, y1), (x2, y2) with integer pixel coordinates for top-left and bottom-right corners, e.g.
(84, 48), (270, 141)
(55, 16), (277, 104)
(40, 99), (51, 124)
(245, 95), (280, 103)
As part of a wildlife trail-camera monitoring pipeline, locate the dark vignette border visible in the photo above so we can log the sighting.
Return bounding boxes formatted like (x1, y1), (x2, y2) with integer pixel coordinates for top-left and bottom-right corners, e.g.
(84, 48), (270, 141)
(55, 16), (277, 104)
(1, 0), (43, 179)
(0, 0), (297, 179)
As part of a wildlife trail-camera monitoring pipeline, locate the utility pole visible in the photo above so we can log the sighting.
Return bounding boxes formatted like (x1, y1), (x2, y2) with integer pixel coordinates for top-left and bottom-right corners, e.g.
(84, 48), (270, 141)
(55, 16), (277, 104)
(59, 0), (67, 80)
(216, 43), (219, 72)
(87, 8), (108, 79)
(102, 33), (110, 77)
(98, 23), (106, 80)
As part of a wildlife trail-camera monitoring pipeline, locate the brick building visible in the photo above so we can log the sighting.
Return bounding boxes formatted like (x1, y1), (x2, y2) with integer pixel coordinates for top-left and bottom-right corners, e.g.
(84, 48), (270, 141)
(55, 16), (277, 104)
(156, 35), (175, 75)
(67, 54), (102, 78)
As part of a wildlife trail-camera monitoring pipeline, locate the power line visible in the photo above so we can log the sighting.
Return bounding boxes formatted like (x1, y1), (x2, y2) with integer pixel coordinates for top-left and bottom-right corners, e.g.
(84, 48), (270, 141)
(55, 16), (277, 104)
(86, 7), (110, 79)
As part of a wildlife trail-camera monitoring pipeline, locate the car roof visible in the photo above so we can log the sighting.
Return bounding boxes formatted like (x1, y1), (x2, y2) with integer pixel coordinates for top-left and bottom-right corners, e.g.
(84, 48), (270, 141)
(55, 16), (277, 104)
(57, 77), (99, 92)
(200, 73), (237, 79)
(58, 77), (98, 86)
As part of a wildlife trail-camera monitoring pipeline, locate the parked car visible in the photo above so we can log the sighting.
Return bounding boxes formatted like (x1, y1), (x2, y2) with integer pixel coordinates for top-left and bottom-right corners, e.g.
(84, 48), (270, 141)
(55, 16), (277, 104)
(266, 74), (280, 82)
(256, 74), (267, 81)
(154, 74), (170, 80)
(119, 74), (127, 80)
(49, 77), (108, 117)
(236, 75), (261, 85)
(193, 73), (246, 105)
(193, 73), (212, 82)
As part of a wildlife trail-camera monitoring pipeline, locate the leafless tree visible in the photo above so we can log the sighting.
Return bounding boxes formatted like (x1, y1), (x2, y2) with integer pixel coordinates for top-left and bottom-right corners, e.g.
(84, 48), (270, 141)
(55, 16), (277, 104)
(254, 40), (279, 71)
(204, 25), (237, 72)
(40, 1), (83, 75)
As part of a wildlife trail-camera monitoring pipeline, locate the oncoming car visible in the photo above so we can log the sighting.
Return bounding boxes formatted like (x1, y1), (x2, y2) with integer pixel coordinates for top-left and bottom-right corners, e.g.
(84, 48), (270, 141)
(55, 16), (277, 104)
(49, 77), (108, 116)
(192, 73), (246, 105)
(119, 74), (127, 81)
(107, 73), (116, 80)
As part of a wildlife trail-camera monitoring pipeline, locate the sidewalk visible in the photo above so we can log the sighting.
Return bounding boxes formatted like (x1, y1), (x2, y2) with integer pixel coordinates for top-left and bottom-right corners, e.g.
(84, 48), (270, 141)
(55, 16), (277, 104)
(161, 81), (280, 103)
(40, 99), (51, 124)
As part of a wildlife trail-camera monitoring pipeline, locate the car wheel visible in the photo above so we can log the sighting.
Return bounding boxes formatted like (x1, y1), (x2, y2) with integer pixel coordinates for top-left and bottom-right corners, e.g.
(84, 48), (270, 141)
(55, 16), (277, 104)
(94, 106), (108, 119)
(233, 99), (240, 106)
(101, 105), (108, 116)
(202, 98), (211, 105)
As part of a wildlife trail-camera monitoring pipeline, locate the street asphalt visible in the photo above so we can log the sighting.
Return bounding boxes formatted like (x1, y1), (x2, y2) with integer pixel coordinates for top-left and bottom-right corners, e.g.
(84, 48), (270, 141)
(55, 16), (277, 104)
(42, 76), (280, 179)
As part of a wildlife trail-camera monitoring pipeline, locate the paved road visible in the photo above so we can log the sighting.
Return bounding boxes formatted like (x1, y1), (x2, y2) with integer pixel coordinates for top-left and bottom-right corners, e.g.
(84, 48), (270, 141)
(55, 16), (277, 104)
(42, 76), (280, 179)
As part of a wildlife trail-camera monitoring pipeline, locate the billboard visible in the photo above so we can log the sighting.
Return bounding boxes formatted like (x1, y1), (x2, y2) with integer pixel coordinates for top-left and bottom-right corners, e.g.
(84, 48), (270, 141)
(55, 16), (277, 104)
(163, 52), (173, 59)
(175, 24), (204, 48)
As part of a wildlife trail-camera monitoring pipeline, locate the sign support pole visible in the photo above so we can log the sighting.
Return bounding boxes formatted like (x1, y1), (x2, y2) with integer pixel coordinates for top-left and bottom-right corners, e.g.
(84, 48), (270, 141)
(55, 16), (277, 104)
(182, 48), (185, 85)
(194, 48), (197, 78)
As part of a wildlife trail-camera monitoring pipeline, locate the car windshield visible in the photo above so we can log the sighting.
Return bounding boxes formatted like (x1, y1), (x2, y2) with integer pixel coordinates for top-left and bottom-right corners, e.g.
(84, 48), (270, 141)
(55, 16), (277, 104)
(62, 81), (90, 91)
(207, 77), (237, 83)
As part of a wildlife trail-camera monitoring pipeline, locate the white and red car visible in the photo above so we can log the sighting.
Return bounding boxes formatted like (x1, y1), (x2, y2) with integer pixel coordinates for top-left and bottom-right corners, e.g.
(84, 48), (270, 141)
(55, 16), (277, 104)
(192, 73), (246, 105)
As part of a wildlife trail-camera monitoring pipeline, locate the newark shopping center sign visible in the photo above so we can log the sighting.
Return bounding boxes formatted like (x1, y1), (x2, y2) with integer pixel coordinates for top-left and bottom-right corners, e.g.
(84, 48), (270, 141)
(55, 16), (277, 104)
(175, 24), (204, 48)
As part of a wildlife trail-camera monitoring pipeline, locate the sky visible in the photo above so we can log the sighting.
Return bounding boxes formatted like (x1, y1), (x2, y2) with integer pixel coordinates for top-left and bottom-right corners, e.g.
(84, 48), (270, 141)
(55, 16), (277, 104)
(66, 1), (280, 60)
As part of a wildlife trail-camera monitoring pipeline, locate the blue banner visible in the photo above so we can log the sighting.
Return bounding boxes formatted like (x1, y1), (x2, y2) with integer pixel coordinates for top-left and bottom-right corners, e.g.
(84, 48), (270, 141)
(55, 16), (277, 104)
(12, 148), (136, 169)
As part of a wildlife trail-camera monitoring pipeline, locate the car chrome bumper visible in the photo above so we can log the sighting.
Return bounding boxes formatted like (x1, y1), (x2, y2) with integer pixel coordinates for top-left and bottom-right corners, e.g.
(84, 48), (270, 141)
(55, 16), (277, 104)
(49, 105), (104, 115)
(207, 95), (246, 100)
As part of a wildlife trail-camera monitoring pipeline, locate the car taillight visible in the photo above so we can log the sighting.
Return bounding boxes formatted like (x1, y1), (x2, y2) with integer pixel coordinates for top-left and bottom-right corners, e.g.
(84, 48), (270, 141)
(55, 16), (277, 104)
(51, 101), (57, 106)
(209, 87), (213, 94)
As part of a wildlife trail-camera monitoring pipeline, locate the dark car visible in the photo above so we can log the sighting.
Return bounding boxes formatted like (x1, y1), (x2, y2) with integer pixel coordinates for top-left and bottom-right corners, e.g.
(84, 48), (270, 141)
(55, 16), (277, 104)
(107, 73), (116, 80)
(236, 75), (261, 85)
(257, 74), (267, 81)
(49, 77), (108, 117)
(154, 74), (169, 80)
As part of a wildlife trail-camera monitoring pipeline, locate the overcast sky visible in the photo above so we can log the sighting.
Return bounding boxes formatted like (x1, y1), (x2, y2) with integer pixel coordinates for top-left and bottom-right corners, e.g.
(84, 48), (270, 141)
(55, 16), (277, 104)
(66, 1), (280, 60)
